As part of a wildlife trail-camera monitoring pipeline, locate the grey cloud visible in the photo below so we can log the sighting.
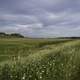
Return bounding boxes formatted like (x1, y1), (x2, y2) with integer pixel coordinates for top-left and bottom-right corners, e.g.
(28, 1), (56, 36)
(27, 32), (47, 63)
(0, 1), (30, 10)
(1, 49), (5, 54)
(0, 0), (80, 37)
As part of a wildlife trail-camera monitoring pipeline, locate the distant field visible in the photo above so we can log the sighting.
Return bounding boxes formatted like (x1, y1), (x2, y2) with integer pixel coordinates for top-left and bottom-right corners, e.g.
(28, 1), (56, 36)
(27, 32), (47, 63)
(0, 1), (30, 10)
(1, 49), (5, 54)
(0, 38), (80, 80)
(0, 38), (71, 63)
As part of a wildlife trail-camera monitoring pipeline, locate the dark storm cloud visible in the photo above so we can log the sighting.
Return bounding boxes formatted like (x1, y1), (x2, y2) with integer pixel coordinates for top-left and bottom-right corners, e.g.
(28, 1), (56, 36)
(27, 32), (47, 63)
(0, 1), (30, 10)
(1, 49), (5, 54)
(0, 0), (80, 37)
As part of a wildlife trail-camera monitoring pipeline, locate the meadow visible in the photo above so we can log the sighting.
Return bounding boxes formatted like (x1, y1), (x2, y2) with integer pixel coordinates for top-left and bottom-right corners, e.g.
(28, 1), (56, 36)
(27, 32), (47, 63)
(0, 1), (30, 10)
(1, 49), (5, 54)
(0, 38), (80, 80)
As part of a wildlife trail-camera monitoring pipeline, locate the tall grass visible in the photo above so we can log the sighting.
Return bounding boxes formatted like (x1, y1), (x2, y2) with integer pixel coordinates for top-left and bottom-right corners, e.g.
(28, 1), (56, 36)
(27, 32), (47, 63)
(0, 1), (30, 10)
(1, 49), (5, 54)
(0, 39), (80, 80)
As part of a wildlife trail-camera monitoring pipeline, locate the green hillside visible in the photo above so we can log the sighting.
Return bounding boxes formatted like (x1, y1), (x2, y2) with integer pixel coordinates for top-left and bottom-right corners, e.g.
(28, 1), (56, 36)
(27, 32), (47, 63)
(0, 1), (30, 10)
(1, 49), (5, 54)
(0, 38), (80, 80)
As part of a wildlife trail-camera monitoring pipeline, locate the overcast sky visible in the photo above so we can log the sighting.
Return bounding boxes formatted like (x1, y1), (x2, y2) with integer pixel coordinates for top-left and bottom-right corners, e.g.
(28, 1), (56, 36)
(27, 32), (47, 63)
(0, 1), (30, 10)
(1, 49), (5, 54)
(0, 0), (80, 37)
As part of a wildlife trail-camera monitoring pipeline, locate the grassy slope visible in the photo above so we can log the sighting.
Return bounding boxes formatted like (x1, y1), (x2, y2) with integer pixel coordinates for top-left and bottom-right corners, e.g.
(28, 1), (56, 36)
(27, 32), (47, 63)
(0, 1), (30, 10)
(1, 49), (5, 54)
(0, 38), (80, 80)
(0, 38), (71, 62)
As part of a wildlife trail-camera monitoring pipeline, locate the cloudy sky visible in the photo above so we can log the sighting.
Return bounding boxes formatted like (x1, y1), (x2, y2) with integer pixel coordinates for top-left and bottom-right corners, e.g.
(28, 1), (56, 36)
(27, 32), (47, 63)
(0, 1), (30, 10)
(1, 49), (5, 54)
(0, 0), (80, 37)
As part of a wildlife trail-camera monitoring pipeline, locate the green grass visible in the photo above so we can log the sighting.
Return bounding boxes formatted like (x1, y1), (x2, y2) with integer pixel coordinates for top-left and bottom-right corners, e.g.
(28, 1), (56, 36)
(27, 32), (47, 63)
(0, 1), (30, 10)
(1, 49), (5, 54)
(0, 38), (80, 80)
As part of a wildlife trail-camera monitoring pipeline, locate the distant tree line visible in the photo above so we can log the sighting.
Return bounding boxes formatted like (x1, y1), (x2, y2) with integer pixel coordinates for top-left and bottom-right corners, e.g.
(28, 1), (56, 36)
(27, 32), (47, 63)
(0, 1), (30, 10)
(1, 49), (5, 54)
(57, 37), (80, 39)
(0, 32), (24, 38)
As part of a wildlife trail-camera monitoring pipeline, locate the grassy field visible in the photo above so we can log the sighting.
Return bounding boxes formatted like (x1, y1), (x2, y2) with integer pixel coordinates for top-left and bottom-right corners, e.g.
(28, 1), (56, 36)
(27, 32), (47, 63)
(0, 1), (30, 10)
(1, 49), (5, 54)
(0, 38), (80, 80)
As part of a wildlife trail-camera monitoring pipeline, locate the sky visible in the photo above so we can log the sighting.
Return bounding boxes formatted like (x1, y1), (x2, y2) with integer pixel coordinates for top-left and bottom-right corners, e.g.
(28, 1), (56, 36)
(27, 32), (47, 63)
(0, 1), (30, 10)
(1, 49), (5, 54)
(0, 0), (80, 37)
